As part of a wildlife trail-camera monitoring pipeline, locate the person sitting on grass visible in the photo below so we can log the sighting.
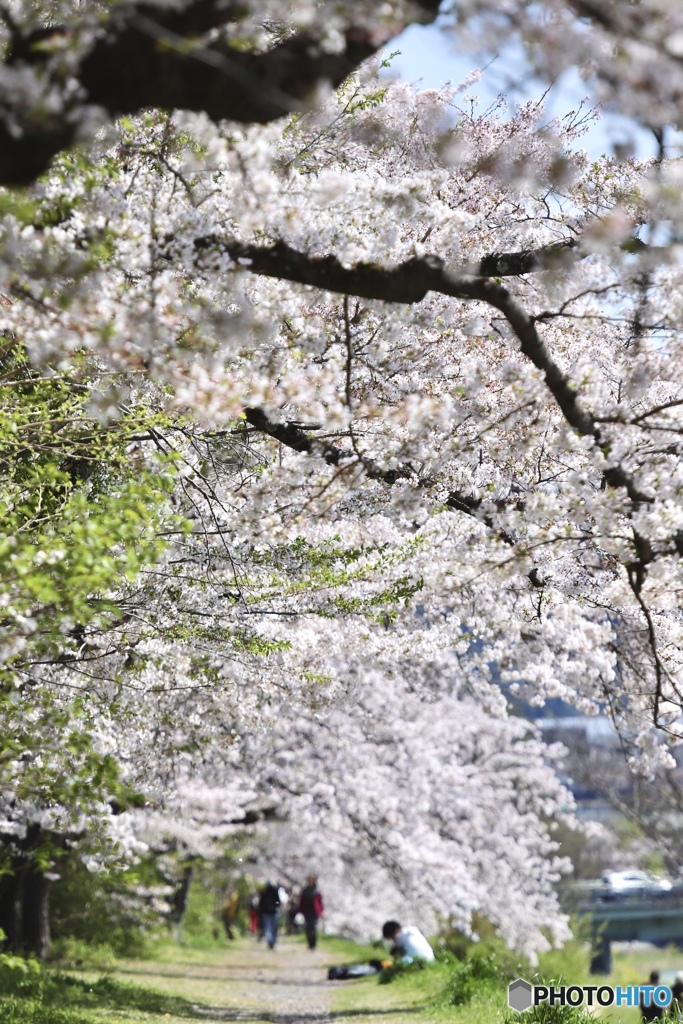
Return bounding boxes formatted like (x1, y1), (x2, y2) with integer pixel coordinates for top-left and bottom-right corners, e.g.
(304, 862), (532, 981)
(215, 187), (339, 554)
(382, 920), (435, 963)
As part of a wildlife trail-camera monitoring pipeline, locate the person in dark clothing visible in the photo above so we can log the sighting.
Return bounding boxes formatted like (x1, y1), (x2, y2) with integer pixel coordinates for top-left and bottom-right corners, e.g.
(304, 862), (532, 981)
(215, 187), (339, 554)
(258, 882), (281, 949)
(671, 977), (683, 1012)
(298, 873), (324, 950)
(641, 971), (661, 1022)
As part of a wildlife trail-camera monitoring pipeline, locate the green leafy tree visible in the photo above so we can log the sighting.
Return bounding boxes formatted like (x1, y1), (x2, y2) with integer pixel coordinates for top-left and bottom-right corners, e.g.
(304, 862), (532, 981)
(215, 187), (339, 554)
(0, 338), (187, 956)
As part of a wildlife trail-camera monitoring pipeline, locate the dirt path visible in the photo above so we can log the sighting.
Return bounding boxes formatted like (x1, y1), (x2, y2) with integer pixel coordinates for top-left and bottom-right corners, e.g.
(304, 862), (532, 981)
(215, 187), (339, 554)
(110, 936), (337, 1022)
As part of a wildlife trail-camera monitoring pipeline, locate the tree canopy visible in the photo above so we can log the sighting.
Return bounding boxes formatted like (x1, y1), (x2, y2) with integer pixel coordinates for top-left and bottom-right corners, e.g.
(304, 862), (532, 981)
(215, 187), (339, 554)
(2, 0), (683, 959)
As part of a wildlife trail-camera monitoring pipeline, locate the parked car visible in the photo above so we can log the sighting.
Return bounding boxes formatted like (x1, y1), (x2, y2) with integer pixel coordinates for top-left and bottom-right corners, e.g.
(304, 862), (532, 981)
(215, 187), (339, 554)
(600, 870), (673, 899)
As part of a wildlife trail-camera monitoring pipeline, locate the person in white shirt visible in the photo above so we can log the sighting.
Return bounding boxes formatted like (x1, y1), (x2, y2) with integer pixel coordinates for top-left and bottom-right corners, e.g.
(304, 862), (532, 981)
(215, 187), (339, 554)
(382, 920), (435, 962)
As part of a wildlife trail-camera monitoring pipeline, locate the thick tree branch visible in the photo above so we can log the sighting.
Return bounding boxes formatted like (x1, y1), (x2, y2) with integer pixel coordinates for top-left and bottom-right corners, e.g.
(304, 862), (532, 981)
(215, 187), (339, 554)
(244, 407), (412, 484)
(467, 238), (579, 277)
(0, 1), (440, 185)
(224, 236), (664, 609)
(244, 406), (515, 542)
(199, 235), (652, 507)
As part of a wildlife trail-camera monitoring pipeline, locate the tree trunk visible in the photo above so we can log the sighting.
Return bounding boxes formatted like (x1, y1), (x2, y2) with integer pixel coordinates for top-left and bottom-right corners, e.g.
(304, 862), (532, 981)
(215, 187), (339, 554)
(0, 864), (22, 950)
(21, 867), (51, 959)
(169, 863), (194, 925)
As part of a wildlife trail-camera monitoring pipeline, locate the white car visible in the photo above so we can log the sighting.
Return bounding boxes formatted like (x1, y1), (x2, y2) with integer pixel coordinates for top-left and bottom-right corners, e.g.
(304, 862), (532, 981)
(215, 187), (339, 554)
(601, 870), (672, 894)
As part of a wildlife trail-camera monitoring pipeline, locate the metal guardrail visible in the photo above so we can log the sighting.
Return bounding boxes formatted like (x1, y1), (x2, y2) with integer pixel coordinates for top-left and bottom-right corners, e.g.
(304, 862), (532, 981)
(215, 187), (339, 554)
(562, 881), (683, 974)
(564, 882), (683, 912)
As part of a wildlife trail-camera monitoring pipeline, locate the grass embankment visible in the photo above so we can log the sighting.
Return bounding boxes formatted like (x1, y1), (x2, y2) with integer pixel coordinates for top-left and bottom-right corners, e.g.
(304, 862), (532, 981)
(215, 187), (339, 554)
(3, 933), (355, 1024)
(326, 929), (683, 1024)
(329, 934), (524, 1024)
(3, 932), (515, 1024)
(3, 910), (683, 1024)
(0, 952), (205, 1024)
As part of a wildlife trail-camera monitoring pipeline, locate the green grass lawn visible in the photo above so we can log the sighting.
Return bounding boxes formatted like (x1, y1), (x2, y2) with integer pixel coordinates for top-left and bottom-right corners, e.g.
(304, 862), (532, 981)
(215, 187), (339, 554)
(1, 932), (507, 1024)
(4, 926), (683, 1024)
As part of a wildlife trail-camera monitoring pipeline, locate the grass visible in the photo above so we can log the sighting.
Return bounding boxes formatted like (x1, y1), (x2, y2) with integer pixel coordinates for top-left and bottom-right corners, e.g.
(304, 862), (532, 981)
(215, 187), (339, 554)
(0, 1000), (92, 1024)
(4, 932), (460, 1024)
(330, 960), (509, 1024)
(6, 906), (683, 1024)
(319, 934), (387, 961)
(328, 942), (511, 1024)
(0, 967), (211, 1024)
(328, 930), (683, 1024)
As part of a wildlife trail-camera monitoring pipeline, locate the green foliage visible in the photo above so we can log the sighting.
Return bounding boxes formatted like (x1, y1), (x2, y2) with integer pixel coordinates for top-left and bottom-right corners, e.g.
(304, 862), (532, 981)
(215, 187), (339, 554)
(374, 919), (528, 1009)
(0, 947), (45, 997)
(439, 917), (531, 981)
(0, 965), (201, 1021)
(49, 938), (120, 971)
(54, 974), (200, 1017)
(378, 927), (528, 1011)
(318, 933), (387, 961)
(441, 949), (506, 1005)
(0, 999), (90, 1024)
(251, 533), (425, 622)
(0, 341), (190, 825)
(1, 146), (123, 237)
(0, 342), (181, 663)
(536, 928), (591, 986)
(178, 870), (224, 948)
(177, 856), (252, 948)
(0, 925), (200, 1020)
(49, 857), (156, 960)
(379, 956), (433, 984)
(505, 1002), (596, 1024)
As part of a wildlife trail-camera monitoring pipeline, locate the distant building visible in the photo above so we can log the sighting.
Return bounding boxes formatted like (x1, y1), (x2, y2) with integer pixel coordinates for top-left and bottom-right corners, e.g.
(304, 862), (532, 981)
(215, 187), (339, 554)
(535, 715), (618, 748)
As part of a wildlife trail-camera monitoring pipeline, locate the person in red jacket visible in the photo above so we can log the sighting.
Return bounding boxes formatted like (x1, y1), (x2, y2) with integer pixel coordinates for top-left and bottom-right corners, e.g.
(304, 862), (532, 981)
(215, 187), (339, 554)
(298, 874), (324, 949)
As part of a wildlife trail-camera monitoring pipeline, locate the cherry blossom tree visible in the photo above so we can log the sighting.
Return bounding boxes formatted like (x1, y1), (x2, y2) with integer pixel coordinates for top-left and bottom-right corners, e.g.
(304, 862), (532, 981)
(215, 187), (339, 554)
(3, 0), (683, 959)
(0, 1), (681, 185)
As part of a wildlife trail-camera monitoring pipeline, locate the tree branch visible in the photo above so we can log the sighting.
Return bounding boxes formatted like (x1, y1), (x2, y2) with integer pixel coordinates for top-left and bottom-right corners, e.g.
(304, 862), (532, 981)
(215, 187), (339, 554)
(244, 406), (412, 484)
(200, 235), (652, 507)
(467, 238), (579, 277)
(0, 1), (440, 185)
(244, 406), (515, 542)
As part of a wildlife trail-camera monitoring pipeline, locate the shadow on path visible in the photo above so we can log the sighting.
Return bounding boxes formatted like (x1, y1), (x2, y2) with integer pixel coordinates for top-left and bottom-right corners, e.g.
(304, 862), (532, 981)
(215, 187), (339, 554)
(113, 968), (331, 988)
(192, 1009), (422, 1023)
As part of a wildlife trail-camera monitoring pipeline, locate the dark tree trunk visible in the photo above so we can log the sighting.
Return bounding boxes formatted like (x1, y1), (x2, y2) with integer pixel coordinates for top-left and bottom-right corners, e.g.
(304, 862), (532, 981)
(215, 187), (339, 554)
(1, 824), (82, 958)
(21, 867), (51, 959)
(169, 863), (194, 925)
(0, 864), (22, 950)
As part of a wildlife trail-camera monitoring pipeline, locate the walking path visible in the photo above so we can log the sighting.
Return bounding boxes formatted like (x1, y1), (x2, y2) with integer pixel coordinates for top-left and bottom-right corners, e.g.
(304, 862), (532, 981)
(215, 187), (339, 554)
(103, 936), (383, 1024)
(87, 935), (430, 1024)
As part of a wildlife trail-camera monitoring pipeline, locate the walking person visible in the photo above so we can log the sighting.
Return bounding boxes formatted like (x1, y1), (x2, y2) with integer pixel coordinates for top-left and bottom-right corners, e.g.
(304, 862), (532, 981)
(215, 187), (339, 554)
(259, 881), (281, 950)
(640, 971), (662, 1022)
(221, 890), (239, 940)
(298, 874), (324, 950)
(248, 890), (260, 935)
